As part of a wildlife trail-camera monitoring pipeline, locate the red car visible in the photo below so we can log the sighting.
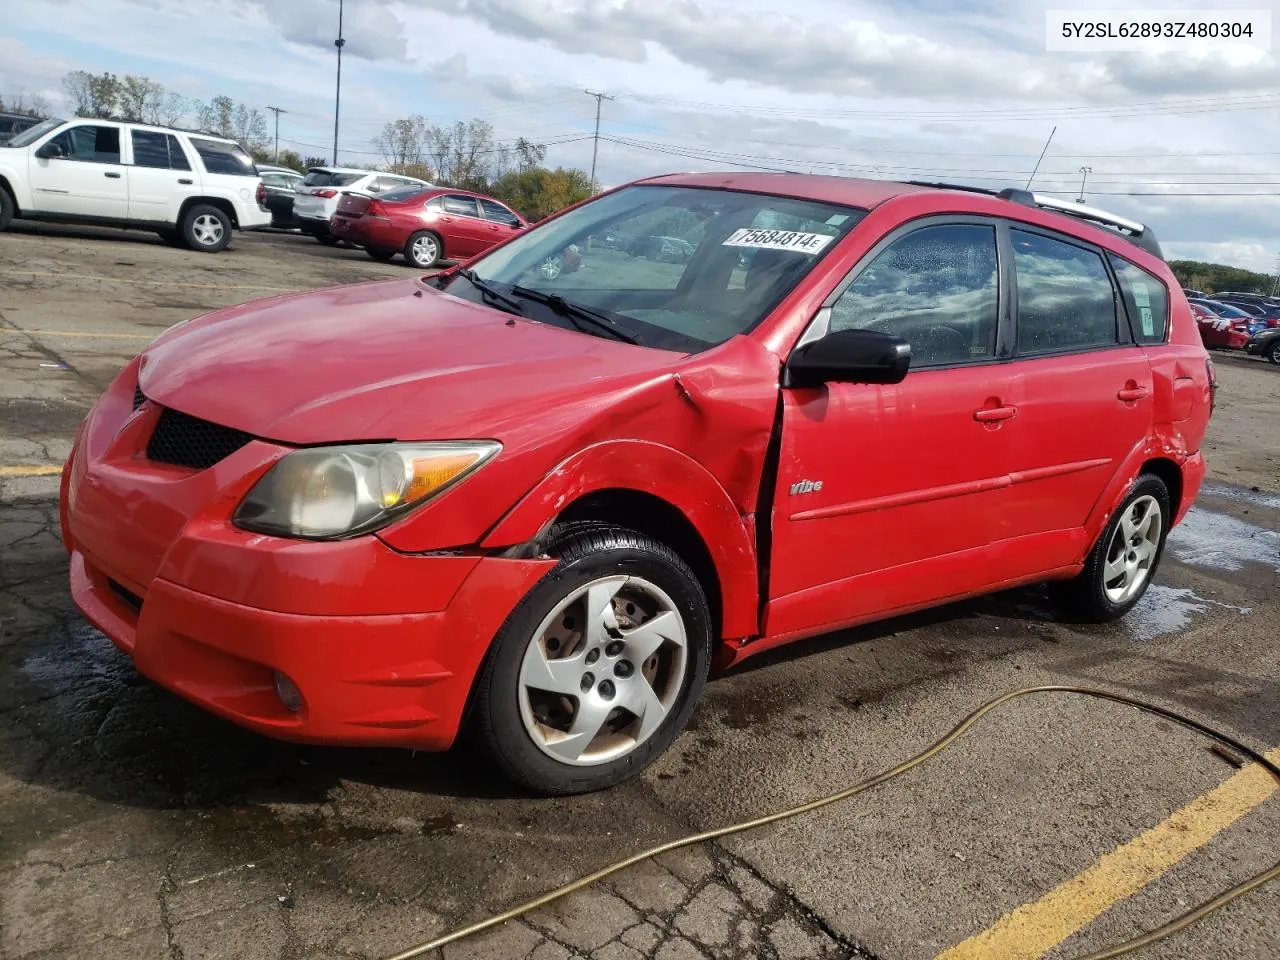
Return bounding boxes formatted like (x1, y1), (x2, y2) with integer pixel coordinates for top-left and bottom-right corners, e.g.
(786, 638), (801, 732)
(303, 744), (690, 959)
(1189, 302), (1250, 349)
(329, 187), (527, 268)
(61, 174), (1213, 795)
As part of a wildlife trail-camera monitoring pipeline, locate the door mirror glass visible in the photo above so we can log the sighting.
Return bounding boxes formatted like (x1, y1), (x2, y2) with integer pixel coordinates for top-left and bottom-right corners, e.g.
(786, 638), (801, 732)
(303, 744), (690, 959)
(36, 141), (65, 159)
(785, 329), (911, 387)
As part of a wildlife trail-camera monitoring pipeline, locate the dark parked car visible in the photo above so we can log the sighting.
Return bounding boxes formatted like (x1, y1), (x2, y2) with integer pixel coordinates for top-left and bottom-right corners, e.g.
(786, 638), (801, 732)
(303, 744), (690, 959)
(258, 165), (304, 228)
(1244, 327), (1280, 363)
(0, 112), (42, 145)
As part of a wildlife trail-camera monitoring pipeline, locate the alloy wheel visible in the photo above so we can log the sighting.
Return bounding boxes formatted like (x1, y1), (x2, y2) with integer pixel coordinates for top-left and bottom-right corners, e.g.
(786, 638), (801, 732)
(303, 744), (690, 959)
(517, 575), (687, 766)
(192, 214), (225, 247)
(1102, 495), (1163, 604)
(412, 235), (438, 266)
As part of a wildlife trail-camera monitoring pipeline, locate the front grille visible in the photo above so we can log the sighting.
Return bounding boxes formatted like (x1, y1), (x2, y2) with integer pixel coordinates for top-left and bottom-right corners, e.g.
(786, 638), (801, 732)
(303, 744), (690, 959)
(132, 384), (145, 409)
(146, 406), (254, 470)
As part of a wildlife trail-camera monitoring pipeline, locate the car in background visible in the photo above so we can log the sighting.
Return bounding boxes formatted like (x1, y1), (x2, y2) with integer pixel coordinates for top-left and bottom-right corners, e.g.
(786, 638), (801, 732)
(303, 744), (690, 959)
(0, 112), (42, 145)
(329, 186), (526, 267)
(1244, 327), (1280, 364)
(1182, 287), (1206, 299)
(1189, 302), (1249, 350)
(1187, 298), (1269, 337)
(0, 116), (270, 251)
(629, 234), (695, 263)
(1210, 294), (1280, 327)
(293, 167), (431, 244)
(257, 164), (304, 228)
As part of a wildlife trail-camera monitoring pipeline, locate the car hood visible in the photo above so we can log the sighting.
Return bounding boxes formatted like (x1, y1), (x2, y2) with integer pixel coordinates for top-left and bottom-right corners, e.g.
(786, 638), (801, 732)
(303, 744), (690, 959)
(138, 278), (687, 445)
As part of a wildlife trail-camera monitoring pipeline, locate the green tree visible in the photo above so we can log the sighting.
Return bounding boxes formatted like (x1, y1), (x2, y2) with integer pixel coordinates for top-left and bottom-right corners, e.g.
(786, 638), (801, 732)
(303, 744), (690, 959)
(375, 115), (429, 171)
(63, 70), (120, 118)
(489, 167), (593, 221)
(1169, 260), (1273, 295)
(196, 95), (269, 150)
(303, 155), (328, 170)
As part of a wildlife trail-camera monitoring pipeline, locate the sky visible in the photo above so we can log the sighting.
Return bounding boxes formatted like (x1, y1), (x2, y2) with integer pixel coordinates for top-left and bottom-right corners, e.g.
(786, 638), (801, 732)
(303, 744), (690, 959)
(2, 0), (1279, 273)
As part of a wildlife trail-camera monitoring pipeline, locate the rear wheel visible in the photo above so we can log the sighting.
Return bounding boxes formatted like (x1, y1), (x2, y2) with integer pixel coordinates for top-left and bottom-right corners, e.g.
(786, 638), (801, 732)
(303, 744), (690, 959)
(156, 228), (185, 248)
(1052, 474), (1170, 622)
(1267, 339), (1280, 364)
(405, 231), (441, 268)
(316, 232), (339, 245)
(181, 204), (232, 253)
(366, 246), (397, 263)
(470, 524), (712, 795)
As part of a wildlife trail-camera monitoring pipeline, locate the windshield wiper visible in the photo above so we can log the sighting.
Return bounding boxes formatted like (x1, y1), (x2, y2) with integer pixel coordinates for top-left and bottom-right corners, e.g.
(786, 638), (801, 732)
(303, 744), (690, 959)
(511, 286), (639, 344)
(452, 268), (526, 318)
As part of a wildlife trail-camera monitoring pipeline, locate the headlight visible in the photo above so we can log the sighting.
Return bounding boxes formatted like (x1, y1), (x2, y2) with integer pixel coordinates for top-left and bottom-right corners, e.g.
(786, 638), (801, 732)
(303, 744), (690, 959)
(233, 441), (501, 539)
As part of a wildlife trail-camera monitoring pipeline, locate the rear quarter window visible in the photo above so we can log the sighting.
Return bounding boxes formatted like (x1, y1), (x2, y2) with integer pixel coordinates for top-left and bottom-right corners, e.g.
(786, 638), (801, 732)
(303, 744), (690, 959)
(302, 171), (365, 187)
(189, 138), (257, 176)
(1109, 255), (1169, 344)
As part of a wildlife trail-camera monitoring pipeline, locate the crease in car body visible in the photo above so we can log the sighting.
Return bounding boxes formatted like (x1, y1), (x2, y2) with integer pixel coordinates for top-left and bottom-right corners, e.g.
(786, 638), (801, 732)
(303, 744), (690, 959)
(59, 173), (1213, 794)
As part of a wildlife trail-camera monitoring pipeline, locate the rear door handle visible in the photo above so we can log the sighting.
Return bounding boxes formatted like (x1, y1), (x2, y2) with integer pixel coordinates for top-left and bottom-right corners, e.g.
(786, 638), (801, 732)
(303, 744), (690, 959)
(104, 171), (122, 179)
(974, 405), (1017, 423)
(1117, 385), (1150, 402)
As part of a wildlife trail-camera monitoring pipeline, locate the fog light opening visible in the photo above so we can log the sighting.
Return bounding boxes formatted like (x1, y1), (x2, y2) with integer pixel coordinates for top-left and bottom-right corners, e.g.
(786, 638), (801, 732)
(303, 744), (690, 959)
(273, 671), (303, 713)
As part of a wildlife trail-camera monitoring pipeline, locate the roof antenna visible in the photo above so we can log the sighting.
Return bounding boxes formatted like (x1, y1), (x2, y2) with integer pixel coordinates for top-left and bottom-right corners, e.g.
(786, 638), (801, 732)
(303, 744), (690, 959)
(1025, 125), (1057, 189)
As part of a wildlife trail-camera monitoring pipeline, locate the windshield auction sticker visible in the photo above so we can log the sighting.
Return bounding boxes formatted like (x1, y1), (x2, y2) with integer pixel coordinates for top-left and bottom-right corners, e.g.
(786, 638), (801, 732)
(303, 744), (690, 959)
(723, 229), (836, 254)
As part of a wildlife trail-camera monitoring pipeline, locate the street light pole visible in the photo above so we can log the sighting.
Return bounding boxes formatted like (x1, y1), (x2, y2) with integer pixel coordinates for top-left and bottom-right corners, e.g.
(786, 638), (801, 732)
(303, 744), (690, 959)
(333, 0), (345, 166)
(1077, 165), (1093, 202)
(267, 105), (287, 163)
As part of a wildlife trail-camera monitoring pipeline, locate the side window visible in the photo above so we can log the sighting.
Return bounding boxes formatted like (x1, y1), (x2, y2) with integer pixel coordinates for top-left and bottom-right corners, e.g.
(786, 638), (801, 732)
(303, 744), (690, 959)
(131, 131), (170, 168)
(425, 196), (445, 211)
(443, 195), (481, 218)
(1110, 255), (1169, 344)
(479, 198), (520, 226)
(166, 135), (191, 171)
(188, 137), (256, 176)
(1012, 230), (1118, 354)
(48, 125), (121, 163)
(829, 223), (999, 367)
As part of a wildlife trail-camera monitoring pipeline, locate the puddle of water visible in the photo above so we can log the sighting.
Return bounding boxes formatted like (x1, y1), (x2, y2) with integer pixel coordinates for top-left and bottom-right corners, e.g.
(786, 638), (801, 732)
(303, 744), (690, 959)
(1201, 483), (1280, 511)
(1126, 584), (1250, 642)
(1167, 508), (1280, 573)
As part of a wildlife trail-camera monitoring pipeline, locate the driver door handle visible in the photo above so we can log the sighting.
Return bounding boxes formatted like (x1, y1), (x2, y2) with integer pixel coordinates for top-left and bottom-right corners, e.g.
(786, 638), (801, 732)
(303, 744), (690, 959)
(974, 405), (1017, 423)
(1117, 384), (1150, 402)
(104, 171), (122, 179)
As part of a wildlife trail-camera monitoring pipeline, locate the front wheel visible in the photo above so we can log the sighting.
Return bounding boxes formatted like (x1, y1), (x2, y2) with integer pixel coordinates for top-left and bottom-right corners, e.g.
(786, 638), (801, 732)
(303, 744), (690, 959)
(1267, 339), (1280, 365)
(0, 187), (14, 231)
(1052, 474), (1170, 622)
(366, 246), (397, 263)
(181, 204), (232, 253)
(470, 524), (712, 795)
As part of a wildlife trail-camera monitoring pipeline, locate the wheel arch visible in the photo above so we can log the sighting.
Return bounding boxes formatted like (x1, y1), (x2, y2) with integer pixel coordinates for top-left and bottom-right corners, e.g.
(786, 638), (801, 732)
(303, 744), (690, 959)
(179, 196), (238, 229)
(1086, 436), (1191, 544)
(480, 440), (760, 643)
(0, 174), (19, 214)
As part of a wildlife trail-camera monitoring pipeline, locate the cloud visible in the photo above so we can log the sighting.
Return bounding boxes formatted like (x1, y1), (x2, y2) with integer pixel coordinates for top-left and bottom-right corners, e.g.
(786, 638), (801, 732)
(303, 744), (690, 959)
(254, 0), (409, 61)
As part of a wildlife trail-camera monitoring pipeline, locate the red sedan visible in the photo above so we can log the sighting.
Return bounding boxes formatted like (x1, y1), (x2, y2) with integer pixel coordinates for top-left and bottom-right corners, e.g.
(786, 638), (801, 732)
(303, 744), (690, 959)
(1189, 302), (1250, 349)
(330, 187), (528, 268)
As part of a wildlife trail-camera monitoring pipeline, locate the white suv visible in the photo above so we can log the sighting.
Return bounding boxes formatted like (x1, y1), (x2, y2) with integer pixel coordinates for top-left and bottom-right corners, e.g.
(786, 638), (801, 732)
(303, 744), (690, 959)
(293, 166), (431, 243)
(0, 117), (271, 252)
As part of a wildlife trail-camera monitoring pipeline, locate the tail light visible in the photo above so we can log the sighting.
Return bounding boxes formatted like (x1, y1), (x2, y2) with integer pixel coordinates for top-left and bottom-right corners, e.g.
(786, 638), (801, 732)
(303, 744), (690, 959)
(1267, 318), (1280, 328)
(314, 189), (338, 199)
(1206, 357), (1217, 416)
(367, 200), (388, 219)
(255, 181), (266, 205)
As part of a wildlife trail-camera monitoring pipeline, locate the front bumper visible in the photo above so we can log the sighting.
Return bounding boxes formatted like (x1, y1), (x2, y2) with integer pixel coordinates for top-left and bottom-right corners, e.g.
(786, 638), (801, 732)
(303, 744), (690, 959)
(61, 374), (554, 750)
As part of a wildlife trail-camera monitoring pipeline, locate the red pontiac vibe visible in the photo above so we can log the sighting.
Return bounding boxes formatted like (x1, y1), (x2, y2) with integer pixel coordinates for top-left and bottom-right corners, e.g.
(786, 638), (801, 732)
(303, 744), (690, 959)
(329, 186), (528, 268)
(61, 174), (1214, 794)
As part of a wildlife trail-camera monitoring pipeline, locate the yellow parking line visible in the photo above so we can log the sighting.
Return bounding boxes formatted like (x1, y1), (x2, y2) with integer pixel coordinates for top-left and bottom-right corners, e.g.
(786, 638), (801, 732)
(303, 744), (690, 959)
(9, 270), (294, 292)
(0, 465), (64, 477)
(935, 746), (1280, 960)
(0, 329), (151, 340)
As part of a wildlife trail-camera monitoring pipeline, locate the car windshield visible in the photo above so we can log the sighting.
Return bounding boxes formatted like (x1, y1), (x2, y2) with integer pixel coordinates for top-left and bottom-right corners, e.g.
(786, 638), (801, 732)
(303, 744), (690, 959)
(5, 117), (65, 148)
(453, 184), (865, 352)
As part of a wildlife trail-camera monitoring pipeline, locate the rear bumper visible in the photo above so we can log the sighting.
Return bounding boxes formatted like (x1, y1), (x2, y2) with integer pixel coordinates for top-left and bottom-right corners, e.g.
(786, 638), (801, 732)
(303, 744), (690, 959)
(69, 545), (552, 750)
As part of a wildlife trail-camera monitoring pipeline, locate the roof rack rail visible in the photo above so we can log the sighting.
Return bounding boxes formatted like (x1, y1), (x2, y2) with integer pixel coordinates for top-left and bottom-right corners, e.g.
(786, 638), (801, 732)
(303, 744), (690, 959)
(903, 179), (1163, 261)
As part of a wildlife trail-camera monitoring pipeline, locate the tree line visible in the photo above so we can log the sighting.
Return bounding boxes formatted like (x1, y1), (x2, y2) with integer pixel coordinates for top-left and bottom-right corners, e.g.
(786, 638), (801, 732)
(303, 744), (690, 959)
(4, 70), (593, 222)
(1169, 259), (1278, 296)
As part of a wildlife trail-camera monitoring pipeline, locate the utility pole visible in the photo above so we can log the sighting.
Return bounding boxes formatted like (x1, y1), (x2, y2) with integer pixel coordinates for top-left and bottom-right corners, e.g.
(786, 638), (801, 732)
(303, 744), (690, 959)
(267, 105), (287, 163)
(333, 0), (345, 166)
(1077, 165), (1093, 203)
(1270, 253), (1280, 296)
(584, 89), (615, 194)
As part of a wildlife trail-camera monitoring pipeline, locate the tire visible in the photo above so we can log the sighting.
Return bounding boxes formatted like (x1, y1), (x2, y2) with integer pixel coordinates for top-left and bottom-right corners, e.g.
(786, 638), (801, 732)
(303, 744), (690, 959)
(470, 523), (712, 795)
(316, 232), (340, 245)
(404, 231), (442, 268)
(366, 246), (397, 263)
(0, 187), (13, 231)
(1052, 474), (1171, 623)
(181, 204), (232, 253)
(156, 229), (185, 248)
(1267, 340), (1280, 365)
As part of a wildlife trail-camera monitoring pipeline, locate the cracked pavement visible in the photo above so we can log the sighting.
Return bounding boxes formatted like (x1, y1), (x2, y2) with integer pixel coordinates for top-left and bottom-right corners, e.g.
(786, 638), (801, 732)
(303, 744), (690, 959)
(1, 222), (1277, 960)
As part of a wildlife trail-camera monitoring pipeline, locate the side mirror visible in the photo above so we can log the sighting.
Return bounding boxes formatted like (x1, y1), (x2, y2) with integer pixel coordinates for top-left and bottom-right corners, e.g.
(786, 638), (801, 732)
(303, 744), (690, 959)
(785, 329), (911, 388)
(36, 141), (65, 159)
